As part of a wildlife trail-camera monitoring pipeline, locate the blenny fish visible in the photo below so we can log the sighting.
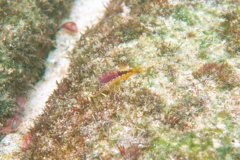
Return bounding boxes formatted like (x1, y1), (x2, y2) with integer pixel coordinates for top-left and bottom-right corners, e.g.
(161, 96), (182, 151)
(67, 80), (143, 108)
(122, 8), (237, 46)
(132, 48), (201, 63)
(92, 68), (144, 96)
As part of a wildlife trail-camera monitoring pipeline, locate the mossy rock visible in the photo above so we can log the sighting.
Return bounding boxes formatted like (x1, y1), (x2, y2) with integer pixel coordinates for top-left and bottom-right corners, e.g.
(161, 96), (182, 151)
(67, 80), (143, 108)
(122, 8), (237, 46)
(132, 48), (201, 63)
(0, 0), (74, 138)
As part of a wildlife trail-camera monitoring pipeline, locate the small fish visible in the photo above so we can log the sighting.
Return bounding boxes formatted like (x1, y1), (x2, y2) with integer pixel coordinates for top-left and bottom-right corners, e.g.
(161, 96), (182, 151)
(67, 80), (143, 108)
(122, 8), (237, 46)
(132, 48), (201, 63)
(98, 70), (129, 86)
(92, 68), (144, 96)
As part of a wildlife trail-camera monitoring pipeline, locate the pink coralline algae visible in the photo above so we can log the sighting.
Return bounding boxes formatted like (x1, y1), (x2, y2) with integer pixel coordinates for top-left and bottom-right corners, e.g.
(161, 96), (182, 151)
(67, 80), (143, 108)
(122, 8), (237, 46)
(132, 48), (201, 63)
(16, 96), (26, 111)
(0, 114), (22, 134)
(0, 96), (26, 134)
(61, 21), (78, 33)
(21, 133), (32, 149)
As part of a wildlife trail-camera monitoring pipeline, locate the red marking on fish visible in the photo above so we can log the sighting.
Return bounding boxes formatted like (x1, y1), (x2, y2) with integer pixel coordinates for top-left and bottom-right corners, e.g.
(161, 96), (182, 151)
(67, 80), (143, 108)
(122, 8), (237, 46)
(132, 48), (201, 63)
(98, 71), (128, 86)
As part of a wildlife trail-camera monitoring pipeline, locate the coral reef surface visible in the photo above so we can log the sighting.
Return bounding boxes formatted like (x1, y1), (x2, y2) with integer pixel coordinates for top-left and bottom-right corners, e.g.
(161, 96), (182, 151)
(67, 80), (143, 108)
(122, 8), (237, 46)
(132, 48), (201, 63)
(10, 0), (240, 159)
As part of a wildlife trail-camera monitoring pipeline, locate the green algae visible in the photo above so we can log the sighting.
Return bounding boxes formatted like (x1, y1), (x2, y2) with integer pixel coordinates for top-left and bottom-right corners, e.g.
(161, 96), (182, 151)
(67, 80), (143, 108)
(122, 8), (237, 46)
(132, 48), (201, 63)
(21, 0), (240, 159)
(172, 5), (199, 26)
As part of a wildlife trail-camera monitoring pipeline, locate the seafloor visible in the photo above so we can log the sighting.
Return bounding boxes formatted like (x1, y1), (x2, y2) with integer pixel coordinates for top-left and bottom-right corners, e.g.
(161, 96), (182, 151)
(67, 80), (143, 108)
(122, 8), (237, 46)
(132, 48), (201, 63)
(1, 0), (240, 159)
